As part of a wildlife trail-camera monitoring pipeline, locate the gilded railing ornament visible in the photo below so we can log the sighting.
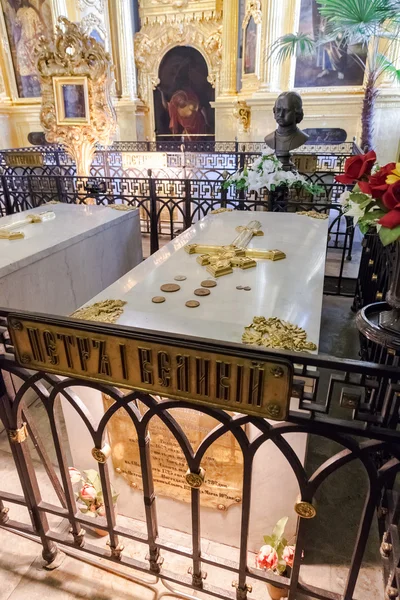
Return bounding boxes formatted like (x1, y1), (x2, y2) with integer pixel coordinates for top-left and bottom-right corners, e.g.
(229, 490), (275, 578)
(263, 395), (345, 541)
(92, 443), (112, 463)
(185, 468), (205, 488)
(184, 220), (286, 277)
(36, 18), (116, 178)
(8, 423), (28, 444)
(294, 499), (317, 519)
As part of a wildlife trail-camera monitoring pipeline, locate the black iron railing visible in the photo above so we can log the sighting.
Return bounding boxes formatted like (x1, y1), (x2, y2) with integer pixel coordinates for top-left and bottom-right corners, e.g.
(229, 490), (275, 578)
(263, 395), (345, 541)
(0, 172), (354, 296)
(0, 309), (399, 600)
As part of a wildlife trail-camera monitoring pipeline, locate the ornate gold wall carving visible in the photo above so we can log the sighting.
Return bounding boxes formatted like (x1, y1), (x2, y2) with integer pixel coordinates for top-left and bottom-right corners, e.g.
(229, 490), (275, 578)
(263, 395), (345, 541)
(233, 100), (251, 132)
(134, 11), (222, 117)
(36, 17), (116, 176)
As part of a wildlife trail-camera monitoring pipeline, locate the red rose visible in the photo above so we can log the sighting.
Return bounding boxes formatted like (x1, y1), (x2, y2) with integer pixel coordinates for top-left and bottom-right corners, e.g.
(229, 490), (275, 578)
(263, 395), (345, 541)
(378, 209), (400, 229)
(382, 180), (400, 210)
(336, 150), (377, 185)
(359, 162), (396, 198)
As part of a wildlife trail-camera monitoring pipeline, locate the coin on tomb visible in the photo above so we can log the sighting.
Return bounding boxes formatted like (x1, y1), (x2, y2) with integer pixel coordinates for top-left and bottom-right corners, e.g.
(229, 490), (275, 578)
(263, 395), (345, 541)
(152, 296), (166, 303)
(201, 280), (217, 288)
(236, 286), (244, 290)
(243, 286), (251, 291)
(174, 275), (187, 281)
(194, 288), (210, 297)
(160, 283), (181, 293)
(186, 300), (200, 308)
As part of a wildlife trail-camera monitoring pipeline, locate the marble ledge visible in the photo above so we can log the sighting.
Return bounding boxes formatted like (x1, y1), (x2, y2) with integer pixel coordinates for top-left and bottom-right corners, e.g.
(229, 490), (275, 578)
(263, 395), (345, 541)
(0, 204), (140, 279)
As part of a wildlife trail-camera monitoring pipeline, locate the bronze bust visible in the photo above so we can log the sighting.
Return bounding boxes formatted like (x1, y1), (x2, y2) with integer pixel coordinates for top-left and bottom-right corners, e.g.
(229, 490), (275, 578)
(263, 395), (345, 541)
(264, 91), (309, 170)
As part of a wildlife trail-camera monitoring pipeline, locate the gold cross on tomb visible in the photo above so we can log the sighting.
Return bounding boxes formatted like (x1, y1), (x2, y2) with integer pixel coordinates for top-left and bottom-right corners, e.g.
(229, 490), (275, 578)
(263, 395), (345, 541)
(184, 220), (286, 277)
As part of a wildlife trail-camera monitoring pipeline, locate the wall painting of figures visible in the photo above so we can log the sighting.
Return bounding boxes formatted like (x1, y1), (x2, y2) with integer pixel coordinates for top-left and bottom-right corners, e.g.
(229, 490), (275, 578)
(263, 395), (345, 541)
(294, 0), (366, 88)
(1, 0), (53, 98)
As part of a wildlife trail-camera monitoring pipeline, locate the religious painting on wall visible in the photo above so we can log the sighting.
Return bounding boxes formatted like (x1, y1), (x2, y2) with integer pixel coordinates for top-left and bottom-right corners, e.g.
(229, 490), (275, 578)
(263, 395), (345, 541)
(153, 46), (215, 141)
(0, 0), (53, 97)
(294, 0), (366, 88)
(53, 77), (90, 125)
(244, 16), (257, 75)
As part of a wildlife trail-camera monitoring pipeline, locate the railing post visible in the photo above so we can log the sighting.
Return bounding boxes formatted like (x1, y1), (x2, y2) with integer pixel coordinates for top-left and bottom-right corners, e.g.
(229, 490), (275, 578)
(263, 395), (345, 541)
(148, 169), (159, 255)
(184, 178), (192, 230)
(1, 175), (13, 215)
(221, 172), (228, 209)
(237, 149), (246, 210)
(0, 390), (59, 565)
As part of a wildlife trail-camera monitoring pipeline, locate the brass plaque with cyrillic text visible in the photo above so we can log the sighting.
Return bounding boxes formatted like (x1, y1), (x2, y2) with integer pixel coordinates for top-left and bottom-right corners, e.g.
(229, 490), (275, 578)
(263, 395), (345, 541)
(8, 315), (292, 420)
(5, 152), (44, 167)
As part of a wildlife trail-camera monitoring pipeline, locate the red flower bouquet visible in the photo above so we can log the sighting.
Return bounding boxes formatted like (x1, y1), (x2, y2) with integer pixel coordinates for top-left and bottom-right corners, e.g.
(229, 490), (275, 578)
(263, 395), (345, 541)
(255, 517), (295, 575)
(336, 153), (400, 246)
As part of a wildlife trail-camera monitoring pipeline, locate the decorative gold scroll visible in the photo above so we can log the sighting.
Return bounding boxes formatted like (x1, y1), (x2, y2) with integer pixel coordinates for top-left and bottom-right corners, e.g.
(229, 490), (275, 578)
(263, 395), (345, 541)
(71, 300), (126, 323)
(296, 211), (329, 220)
(36, 18), (116, 177)
(103, 395), (244, 510)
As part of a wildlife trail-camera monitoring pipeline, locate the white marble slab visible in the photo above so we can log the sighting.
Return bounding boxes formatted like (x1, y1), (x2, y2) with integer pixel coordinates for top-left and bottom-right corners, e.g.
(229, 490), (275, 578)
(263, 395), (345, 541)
(63, 211), (328, 553)
(0, 204), (143, 315)
(87, 211), (328, 349)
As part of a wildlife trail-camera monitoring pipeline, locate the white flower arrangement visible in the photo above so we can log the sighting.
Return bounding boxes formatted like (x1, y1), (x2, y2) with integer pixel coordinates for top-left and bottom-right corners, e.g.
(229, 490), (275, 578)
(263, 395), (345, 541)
(223, 153), (321, 196)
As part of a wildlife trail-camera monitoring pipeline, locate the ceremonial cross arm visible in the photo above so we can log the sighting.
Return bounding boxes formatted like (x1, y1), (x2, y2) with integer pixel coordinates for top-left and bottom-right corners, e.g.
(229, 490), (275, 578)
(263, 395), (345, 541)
(0, 211), (56, 240)
(184, 244), (286, 261)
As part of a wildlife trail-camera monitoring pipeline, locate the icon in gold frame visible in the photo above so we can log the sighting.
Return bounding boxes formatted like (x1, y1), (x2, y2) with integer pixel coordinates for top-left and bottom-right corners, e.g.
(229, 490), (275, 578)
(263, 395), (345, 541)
(53, 76), (90, 125)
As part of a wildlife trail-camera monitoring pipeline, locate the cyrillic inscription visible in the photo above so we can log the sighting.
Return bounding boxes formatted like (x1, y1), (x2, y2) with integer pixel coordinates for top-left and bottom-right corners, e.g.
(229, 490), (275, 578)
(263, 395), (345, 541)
(9, 316), (292, 420)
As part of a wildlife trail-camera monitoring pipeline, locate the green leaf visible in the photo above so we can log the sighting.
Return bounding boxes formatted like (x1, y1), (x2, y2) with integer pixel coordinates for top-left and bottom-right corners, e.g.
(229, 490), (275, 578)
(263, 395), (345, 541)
(379, 225), (400, 246)
(359, 209), (386, 223)
(350, 192), (372, 205)
(263, 535), (274, 545)
(277, 560), (288, 575)
(268, 33), (316, 64)
(376, 53), (400, 83)
(317, 0), (398, 42)
(272, 517), (288, 543)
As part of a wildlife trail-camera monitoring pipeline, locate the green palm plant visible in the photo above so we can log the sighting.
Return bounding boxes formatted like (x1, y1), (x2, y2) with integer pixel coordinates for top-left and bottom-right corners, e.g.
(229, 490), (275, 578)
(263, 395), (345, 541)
(269, 0), (400, 151)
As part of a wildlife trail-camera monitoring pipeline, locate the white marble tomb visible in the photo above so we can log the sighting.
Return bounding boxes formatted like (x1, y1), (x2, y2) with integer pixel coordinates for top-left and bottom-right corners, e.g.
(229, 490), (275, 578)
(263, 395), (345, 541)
(61, 211), (329, 551)
(0, 203), (142, 315)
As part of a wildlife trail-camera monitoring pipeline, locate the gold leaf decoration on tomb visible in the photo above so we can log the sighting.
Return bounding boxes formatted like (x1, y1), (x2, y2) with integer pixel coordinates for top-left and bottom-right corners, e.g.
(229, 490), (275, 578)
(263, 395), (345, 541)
(103, 395), (244, 510)
(71, 300), (126, 323)
(36, 18), (116, 177)
(210, 208), (234, 214)
(108, 204), (136, 211)
(296, 211), (329, 220)
(242, 317), (317, 352)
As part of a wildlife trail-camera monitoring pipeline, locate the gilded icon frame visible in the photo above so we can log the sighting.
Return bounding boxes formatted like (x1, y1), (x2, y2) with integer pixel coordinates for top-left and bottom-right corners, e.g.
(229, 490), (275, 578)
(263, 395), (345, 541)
(53, 76), (90, 125)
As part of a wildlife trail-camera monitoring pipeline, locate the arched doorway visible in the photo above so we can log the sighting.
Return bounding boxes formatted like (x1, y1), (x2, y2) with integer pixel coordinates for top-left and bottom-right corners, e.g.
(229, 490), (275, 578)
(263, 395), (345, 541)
(153, 46), (215, 141)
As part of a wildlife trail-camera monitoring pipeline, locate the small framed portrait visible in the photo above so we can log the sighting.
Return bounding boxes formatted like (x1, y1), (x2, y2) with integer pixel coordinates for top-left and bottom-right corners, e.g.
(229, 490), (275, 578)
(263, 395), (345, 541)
(53, 76), (90, 125)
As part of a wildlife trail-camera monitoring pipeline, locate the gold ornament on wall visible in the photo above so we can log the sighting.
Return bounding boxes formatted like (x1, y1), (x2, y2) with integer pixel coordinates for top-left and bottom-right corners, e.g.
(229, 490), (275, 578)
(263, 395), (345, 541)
(134, 13), (222, 116)
(233, 101), (251, 132)
(36, 18), (116, 177)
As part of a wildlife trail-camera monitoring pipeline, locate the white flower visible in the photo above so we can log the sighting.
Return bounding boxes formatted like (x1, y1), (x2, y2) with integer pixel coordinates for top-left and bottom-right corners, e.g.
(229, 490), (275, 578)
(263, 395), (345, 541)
(69, 467), (82, 484)
(345, 200), (365, 225)
(339, 190), (351, 206)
